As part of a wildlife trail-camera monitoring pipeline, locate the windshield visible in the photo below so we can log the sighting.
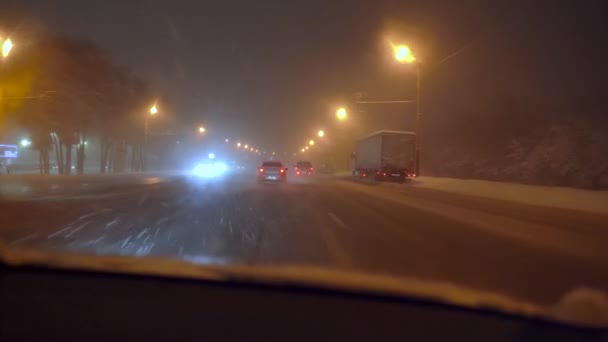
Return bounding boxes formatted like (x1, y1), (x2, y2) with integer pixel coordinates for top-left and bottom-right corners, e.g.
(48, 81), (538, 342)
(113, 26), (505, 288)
(1, 1), (608, 329)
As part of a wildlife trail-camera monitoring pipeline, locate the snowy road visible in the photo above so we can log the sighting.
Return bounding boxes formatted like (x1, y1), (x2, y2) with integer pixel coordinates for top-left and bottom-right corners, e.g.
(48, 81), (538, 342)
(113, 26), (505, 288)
(1, 173), (608, 306)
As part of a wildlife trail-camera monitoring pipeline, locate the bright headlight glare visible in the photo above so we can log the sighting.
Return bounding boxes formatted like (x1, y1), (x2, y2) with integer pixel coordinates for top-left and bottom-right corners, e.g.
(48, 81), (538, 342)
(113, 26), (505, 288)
(192, 162), (228, 178)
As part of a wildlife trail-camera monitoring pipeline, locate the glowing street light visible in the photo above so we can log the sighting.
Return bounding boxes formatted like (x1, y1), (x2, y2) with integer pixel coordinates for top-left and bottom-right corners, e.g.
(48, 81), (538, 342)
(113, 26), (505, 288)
(20, 138), (31, 148)
(2, 38), (12, 58)
(244, 144), (249, 149)
(255, 149), (259, 153)
(309, 139), (315, 146)
(305, 146), (309, 150)
(336, 107), (347, 121)
(225, 138), (230, 143)
(250, 147), (254, 152)
(391, 42), (421, 176)
(237, 142), (241, 148)
(149, 104), (158, 115)
(198, 126), (206, 133)
(301, 148), (305, 152)
(393, 44), (416, 64)
(317, 130), (325, 138)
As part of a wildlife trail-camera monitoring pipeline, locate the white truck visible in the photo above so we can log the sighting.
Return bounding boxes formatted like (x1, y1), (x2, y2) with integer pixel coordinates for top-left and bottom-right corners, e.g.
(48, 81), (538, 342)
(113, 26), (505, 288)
(353, 130), (416, 183)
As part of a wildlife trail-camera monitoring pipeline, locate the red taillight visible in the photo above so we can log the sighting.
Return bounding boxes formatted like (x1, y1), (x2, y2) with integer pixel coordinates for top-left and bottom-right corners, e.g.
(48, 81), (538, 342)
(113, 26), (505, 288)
(382, 172), (387, 176)
(259, 168), (264, 173)
(296, 171), (300, 175)
(280, 169), (285, 173)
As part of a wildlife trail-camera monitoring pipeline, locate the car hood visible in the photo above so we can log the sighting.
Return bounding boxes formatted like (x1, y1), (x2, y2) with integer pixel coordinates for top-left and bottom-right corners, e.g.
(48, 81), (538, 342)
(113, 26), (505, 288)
(0, 242), (607, 329)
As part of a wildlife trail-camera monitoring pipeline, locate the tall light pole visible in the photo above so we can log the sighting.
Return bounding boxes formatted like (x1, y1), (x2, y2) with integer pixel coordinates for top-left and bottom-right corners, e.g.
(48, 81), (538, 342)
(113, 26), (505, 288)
(0, 37), (13, 127)
(143, 103), (158, 171)
(393, 43), (422, 176)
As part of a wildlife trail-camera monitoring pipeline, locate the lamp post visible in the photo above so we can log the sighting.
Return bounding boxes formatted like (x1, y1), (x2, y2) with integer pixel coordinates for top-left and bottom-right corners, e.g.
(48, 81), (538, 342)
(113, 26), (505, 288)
(393, 44), (422, 176)
(143, 104), (158, 171)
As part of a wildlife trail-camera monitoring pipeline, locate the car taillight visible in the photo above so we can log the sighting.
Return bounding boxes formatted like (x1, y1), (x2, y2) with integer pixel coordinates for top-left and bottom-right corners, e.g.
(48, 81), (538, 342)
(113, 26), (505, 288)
(280, 169), (285, 173)
(259, 168), (264, 173)
(296, 171), (300, 175)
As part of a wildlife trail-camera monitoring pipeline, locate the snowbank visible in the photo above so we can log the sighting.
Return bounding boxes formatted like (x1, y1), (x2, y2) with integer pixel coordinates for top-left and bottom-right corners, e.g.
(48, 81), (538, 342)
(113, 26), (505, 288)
(411, 176), (608, 215)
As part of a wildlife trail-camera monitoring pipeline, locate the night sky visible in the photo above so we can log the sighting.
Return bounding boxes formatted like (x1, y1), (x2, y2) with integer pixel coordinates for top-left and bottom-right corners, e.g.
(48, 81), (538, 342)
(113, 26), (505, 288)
(3, 0), (607, 153)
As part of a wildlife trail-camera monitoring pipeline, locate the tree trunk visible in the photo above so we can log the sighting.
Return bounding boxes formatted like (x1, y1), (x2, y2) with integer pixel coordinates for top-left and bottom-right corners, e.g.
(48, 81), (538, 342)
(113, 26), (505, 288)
(39, 150), (43, 174)
(76, 143), (85, 175)
(99, 137), (113, 174)
(99, 137), (106, 173)
(42, 147), (50, 174)
(64, 143), (73, 175)
(107, 145), (114, 173)
(52, 133), (64, 175)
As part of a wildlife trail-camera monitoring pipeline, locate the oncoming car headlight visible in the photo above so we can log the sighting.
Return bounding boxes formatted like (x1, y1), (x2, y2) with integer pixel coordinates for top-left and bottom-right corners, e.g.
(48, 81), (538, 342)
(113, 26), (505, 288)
(191, 162), (228, 178)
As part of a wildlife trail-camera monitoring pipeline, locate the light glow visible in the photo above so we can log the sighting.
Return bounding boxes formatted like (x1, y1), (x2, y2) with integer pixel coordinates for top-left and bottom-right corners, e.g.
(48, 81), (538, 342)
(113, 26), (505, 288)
(192, 162), (228, 178)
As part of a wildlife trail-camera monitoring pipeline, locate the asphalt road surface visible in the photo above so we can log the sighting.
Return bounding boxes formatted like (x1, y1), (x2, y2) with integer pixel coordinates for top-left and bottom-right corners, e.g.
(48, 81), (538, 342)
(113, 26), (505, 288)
(1, 172), (608, 306)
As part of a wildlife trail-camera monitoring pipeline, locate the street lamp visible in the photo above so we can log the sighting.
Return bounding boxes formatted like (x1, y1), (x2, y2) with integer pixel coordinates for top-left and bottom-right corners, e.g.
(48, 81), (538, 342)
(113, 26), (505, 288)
(309, 139), (314, 146)
(317, 130), (325, 138)
(144, 103), (158, 172)
(392, 43), (422, 176)
(225, 138), (229, 143)
(237, 142), (241, 148)
(244, 144), (249, 149)
(393, 44), (416, 64)
(198, 126), (206, 133)
(336, 107), (347, 121)
(2, 38), (12, 58)
(301, 148), (305, 152)
(20, 138), (31, 148)
(305, 146), (309, 150)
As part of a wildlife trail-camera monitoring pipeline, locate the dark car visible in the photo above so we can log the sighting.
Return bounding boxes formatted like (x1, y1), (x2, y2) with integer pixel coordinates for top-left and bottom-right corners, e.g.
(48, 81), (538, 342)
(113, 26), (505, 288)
(295, 161), (313, 176)
(258, 161), (287, 182)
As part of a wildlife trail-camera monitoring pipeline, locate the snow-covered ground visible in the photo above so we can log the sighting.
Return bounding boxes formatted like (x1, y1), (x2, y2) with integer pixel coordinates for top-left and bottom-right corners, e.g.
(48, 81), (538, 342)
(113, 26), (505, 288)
(410, 176), (608, 215)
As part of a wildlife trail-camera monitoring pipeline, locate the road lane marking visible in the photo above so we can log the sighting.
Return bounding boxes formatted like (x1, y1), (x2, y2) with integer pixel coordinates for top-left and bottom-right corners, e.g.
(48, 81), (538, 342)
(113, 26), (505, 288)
(138, 192), (149, 206)
(10, 233), (39, 245)
(136, 228), (150, 239)
(48, 226), (74, 239)
(319, 226), (351, 267)
(105, 219), (119, 229)
(327, 212), (347, 229)
(65, 221), (92, 238)
(79, 212), (97, 220)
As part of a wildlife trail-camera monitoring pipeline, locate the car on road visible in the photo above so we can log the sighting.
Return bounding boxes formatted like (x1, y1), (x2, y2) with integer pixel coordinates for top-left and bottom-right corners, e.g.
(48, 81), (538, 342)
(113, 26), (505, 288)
(258, 161), (287, 182)
(294, 161), (314, 176)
